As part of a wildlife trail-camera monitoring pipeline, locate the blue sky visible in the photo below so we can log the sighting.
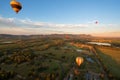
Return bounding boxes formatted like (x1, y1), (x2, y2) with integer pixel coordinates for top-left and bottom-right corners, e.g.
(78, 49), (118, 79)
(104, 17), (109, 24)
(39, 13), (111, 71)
(0, 0), (120, 37)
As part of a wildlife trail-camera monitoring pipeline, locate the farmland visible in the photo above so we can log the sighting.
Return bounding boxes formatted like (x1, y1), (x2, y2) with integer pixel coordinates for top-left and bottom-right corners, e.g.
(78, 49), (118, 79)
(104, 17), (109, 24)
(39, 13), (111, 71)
(96, 46), (120, 79)
(0, 34), (120, 80)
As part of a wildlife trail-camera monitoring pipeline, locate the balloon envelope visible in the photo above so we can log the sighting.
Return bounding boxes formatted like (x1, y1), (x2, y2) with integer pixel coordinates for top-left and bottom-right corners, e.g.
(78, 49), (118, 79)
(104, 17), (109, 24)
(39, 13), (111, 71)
(95, 21), (98, 24)
(65, 35), (69, 39)
(10, 0), (22, 13)
(76, 57), (84, 66)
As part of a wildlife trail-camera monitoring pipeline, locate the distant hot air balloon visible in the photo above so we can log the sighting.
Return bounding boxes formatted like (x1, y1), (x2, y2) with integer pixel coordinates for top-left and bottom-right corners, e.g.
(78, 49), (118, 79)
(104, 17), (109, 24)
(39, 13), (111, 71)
(10, 0), (22, 13)
(76, 57), (84, 66)
(95, 21), (98, 24)
(65, 35), (69, 39)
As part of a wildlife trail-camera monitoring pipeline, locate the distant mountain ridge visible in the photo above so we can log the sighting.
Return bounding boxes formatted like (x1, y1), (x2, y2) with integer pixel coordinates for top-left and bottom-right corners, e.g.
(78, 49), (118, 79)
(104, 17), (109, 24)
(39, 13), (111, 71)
(0, 34), (92, 39)
(0, 34), (119, 39)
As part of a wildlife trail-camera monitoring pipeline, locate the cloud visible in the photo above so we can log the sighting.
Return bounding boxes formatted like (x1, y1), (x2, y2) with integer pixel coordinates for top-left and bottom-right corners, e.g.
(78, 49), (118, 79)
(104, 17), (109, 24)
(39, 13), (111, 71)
(0, 16), (120, 36)
(0, 17), (16, 27)
(0, 16), (88, 28)
(0, 27), (66, 35)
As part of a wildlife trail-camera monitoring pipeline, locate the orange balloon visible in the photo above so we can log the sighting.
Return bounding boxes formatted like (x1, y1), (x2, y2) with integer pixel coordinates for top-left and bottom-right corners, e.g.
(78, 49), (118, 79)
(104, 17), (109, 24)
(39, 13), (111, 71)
(76, 57), (84, 66)
(65, 35), (69, 39)
(10, 0), (22, 13)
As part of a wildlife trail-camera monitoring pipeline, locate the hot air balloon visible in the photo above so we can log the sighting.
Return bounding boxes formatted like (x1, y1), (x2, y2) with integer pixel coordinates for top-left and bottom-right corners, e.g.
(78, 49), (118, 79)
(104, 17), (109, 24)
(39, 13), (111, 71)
(76, 57), (84, 66)
(65, 35), (69, 39)
(10, 0), (22, 13)
(95, 21), (98, 24)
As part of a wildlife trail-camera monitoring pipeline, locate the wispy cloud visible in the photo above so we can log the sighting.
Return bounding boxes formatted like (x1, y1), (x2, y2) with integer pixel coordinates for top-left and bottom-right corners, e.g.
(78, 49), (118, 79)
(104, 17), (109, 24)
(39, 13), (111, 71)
(0, 16), (120, 37)
(0, 16), (88, 28)
(0, 16), (88, 34)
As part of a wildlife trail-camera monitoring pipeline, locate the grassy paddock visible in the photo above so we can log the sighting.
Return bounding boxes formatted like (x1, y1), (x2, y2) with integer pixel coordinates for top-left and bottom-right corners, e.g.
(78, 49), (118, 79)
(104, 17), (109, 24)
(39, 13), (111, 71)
(96, 46), (120, 79)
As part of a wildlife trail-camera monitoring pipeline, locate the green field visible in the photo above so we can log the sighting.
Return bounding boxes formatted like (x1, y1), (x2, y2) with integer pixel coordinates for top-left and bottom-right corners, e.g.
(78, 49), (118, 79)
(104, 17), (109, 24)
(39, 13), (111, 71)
(96, 46), (120, 79)
(0, 37), (119, 80)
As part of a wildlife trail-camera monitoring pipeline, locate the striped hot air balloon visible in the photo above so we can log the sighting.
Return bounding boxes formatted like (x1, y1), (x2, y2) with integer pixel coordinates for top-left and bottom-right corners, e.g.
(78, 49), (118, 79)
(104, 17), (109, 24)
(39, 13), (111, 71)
(76, 57), (84, 66)
(10, 0), (22, 13)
